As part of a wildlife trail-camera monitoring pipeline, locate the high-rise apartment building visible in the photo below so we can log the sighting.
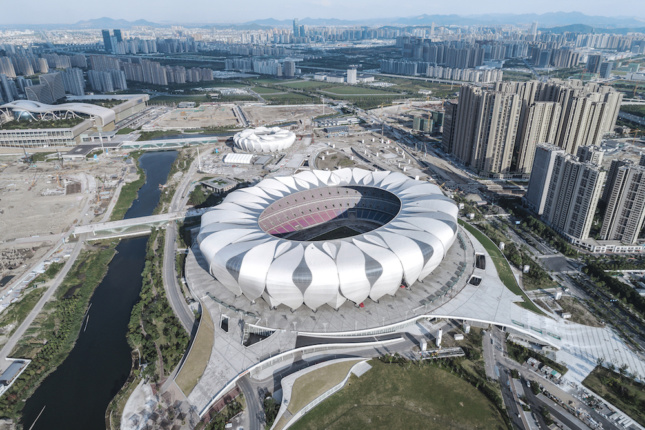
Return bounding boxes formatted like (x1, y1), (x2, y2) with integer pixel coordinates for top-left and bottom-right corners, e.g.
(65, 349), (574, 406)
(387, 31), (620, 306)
(102, 30), (113, 53)
(525, 143), (565, 215)
(514, 101), (561, 174)
(61, 68), (85, 96)
(443, 79), (622, 177)
(586, 54), (602, 73)
(541, 153), (605, 242)
(283, 61), (296, 78)
(450, 84), (521, 177)
(600, 161), (645, 244)
(0, 74), (15, 103)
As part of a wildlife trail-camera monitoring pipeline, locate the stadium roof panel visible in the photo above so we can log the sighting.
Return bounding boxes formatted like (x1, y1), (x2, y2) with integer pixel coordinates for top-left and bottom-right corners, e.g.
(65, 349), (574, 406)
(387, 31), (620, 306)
(198, 168), (459, 311)
(0, 100), (115, 127)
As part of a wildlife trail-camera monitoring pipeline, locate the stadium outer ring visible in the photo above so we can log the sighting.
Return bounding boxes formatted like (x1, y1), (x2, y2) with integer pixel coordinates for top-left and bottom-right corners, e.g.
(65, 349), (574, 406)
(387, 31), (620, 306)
(197, 168), (459, 311)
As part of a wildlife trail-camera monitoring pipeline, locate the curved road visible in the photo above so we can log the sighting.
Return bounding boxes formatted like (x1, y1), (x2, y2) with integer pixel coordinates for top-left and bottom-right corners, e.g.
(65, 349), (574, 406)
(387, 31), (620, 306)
(162, 151), (202, 334)
(238, 375), (265, 430)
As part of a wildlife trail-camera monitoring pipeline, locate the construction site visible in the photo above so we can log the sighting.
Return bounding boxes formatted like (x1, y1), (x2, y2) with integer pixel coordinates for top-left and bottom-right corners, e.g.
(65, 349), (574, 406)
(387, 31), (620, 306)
(147, 104), (239, 131)
(0, 149), (137, 312)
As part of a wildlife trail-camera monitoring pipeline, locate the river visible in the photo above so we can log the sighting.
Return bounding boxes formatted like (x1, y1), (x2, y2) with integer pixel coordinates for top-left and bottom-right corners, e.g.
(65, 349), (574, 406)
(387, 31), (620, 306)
(21, 150), (178, 430)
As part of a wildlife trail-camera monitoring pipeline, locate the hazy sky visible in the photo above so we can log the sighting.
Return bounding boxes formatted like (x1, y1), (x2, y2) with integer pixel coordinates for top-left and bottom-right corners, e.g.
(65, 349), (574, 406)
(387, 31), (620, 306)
(2, 0), (645, 25)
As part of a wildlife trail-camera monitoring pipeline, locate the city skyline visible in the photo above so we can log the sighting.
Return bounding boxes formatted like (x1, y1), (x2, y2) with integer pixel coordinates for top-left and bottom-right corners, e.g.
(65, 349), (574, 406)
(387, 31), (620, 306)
(2, 1), (645, 25)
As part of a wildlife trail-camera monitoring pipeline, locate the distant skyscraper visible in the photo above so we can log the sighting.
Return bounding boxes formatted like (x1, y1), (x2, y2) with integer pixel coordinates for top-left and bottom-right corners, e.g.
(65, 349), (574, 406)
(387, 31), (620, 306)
(600, 162), (645, 244)
(586, 54), (602, 73)
(599, 62), (613, 79)
(113, 29), (123, 43)
(530, 21), (538, 37)
(346, 68), (357, 84)
(283, 60), (296, 78)
(293, 18), (299, 38)
(102, 30), (113, 53)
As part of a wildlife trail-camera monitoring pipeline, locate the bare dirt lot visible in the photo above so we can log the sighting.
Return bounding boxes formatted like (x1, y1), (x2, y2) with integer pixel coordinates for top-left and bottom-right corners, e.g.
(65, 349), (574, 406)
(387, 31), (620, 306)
(0, 153), (126, 288)
(241, 104), (327, 126)
(152, 104), (240, 130)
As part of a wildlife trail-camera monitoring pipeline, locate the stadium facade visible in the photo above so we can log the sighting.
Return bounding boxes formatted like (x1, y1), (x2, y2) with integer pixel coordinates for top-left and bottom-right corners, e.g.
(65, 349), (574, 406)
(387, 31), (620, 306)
(198, 168), (458, 311)
(233, 126), (296, 153)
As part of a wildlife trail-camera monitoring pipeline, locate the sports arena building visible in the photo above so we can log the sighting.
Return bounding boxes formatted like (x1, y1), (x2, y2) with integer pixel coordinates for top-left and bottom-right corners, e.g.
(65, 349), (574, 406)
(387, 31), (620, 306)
(0, 95), (148, 148)
(198, 168), (458, 311)
(233, 126), (296, 153)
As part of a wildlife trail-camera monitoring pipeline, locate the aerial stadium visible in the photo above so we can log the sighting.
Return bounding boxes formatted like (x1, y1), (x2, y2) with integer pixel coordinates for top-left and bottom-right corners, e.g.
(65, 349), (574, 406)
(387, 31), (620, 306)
(232, 126), (296, 153)
(197, 168), (459, 311)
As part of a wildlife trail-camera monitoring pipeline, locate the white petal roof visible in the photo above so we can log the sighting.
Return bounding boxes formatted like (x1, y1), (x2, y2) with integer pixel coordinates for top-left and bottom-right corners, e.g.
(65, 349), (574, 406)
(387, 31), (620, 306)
(198, 168), (458, 311)
(233, 126), (296, 153)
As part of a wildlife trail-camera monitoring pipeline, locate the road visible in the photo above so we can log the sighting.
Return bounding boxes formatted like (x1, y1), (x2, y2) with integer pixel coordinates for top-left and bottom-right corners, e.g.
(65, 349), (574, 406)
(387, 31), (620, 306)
(485, 326), (618, 430)
(237, 375), (264, 430)
(0, 190), (95, 372)
(161, 149), (203, 334)
(0, 233), (84, 370)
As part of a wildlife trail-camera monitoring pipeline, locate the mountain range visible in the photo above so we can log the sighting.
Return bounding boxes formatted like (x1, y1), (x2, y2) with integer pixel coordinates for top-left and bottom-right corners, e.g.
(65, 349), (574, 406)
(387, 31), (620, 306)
(3, 12), (644, 30)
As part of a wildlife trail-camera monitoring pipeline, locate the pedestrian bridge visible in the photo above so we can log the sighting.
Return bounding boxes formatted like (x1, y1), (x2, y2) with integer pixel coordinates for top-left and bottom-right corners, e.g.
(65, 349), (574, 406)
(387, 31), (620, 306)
(74, 208), (210, 239)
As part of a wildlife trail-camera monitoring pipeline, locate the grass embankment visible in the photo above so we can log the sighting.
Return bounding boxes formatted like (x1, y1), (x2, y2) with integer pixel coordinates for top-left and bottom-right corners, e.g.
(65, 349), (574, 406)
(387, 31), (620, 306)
(30, 152), (56, 162)
(0, 242), (118, 420)
(154, 149), (195, 215)
(288, 360), (361, 415)
(116, 127), (136, 135)
(583, 366), (645, 427)
(506, 342), (567, 375)
(0, 288), (45, 345)
(290, 358), (509, 430)
(110, 151), (144, 221)
(127, 228), (189, 383)
(557, 296), (603, 327)
(175, 306), (213, 395)
(322, 86), (399, 96)
(0, 262), (64, 344)
(459, 220), (545, 315)
(107, 230), (189, 429)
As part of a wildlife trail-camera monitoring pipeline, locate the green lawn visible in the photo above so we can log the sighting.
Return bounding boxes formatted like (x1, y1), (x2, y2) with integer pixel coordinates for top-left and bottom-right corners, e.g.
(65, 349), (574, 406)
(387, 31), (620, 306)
(287, 360), (362, 415)
(323, 85), (399, 95)
(583, 366), (645, 427)
(290, 360), (508, 430)
(280, 80), (335, 89)
(110, 152), (144, 221)
(459, 220), (545, 315)
(263, 93), (318, 104)
(149, 95), (210, 104)
(252, 86), (286, 94)
(0, 288), (46, 341)
(175, 308), (214, 396)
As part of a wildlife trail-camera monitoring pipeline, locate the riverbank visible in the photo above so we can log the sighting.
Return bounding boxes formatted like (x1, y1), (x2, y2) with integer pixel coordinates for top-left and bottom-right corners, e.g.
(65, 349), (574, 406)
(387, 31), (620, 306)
(110, 151), (145, 221)
(0, 241), (118, 421)
(108, 149), (196, 430)
(18, 151), (178, 429)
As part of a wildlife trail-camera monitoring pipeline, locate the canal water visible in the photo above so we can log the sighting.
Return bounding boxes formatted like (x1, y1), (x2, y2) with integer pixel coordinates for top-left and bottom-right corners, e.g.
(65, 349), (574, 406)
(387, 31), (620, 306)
(22, 150), (178, 430)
